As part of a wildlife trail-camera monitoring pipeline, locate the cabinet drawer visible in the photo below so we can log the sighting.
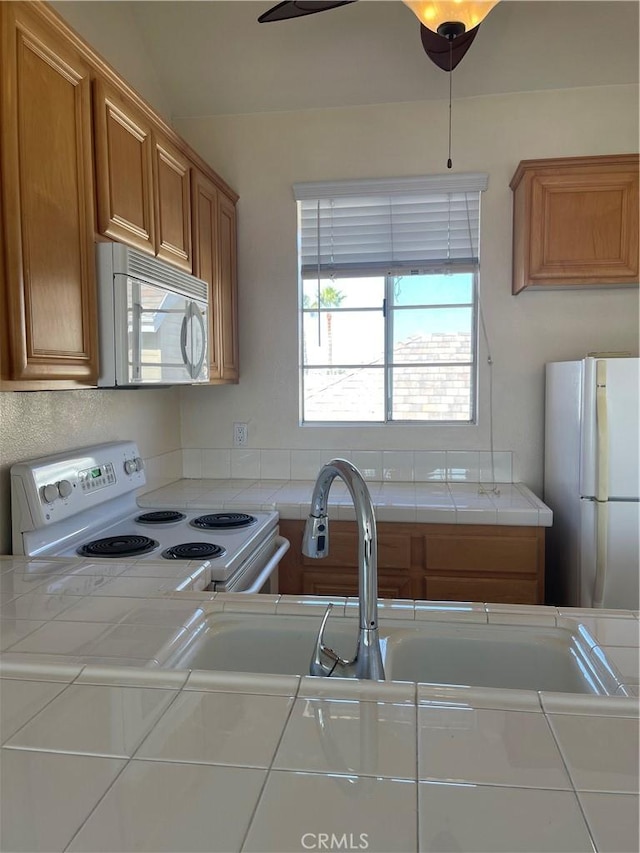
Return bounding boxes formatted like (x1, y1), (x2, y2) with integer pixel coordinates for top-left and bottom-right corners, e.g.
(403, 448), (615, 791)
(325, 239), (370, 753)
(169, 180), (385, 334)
(301, 531), (411, 569)
(302, 570), (413, 600)
(426, 534), (539, 574)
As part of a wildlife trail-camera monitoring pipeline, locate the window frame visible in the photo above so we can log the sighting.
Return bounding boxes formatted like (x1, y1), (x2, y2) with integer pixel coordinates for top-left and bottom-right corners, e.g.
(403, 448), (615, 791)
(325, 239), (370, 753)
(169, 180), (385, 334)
(298, 262), (479, 426)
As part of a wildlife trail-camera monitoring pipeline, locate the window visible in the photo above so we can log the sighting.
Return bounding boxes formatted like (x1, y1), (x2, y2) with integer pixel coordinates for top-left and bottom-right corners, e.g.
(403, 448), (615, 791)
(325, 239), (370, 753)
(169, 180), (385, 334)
(295, 174), (488, 424)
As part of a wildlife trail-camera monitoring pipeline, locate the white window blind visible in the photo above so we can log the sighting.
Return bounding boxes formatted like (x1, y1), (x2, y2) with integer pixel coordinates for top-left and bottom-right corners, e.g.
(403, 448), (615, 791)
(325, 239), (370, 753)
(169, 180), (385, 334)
(294, 173), (488, 274)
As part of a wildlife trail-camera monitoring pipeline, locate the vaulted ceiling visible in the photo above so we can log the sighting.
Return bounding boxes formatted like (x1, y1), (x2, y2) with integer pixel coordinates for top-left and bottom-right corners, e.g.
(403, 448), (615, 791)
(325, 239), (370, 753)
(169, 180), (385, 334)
(57, 1), (639, 119)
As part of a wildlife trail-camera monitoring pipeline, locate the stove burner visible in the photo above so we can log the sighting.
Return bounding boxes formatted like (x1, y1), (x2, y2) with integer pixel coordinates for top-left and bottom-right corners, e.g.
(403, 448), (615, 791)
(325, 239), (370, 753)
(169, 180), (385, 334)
(161, 542), (226, 560)
(135, 510), (187, 525)
(78, 535), (158, 558)
(191, 512), (257, 530)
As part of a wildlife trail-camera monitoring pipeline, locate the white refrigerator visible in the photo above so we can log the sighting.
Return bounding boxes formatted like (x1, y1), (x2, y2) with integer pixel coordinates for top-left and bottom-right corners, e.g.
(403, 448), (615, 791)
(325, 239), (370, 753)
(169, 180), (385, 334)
(544, 356), (639, 609)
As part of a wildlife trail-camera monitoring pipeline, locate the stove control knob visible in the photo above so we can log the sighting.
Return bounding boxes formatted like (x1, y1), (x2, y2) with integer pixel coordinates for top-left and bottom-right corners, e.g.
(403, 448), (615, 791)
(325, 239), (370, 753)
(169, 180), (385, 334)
(134, 457), (144, 472)
(124, 459), (137, 475)
(42, 483), (59, 504)
(58, 479), (73, 499)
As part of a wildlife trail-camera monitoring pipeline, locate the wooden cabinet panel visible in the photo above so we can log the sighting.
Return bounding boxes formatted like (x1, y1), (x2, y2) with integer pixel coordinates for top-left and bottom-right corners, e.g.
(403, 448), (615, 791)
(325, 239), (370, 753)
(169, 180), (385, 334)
(302, 570), (413, 600)
(425, 533), (539, 574)
(153, 132), (192, 272)
(278, 519), (545, 604)
(191, 170), (239, 383)
(191, 170), (221, 379)
(93, 78), (154, 254)
(300, 530), (412, 570)
(217, 193), (239, 381)
(0, 3), (98, 382)
(511, 154), (639, 293)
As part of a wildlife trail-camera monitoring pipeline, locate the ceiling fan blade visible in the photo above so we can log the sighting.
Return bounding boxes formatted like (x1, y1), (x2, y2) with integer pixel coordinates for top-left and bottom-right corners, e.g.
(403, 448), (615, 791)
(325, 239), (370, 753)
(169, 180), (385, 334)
(420, 24), (480, 71)
(258, 1), (357, 24)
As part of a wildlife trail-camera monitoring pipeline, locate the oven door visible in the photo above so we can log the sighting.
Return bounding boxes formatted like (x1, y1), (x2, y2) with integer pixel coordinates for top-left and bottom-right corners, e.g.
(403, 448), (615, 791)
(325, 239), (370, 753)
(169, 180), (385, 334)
(215, 534), (290, 594)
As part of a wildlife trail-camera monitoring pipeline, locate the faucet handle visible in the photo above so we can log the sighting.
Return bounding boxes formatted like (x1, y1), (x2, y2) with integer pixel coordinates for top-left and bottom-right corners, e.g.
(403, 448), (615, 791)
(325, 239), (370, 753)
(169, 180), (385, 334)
(309, 603), (352, 677)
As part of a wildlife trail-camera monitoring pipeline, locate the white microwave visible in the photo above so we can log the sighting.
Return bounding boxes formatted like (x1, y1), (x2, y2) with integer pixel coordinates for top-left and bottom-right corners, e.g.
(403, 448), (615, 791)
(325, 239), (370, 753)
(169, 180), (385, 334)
(96, 243), (209, 387)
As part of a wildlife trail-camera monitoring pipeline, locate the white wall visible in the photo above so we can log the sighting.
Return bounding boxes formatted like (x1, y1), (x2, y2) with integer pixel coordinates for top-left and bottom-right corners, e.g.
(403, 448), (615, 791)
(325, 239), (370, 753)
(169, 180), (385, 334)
(0, 389), (183, 553)
(50, 0), (173, 122)
(176, 84), (639, 494)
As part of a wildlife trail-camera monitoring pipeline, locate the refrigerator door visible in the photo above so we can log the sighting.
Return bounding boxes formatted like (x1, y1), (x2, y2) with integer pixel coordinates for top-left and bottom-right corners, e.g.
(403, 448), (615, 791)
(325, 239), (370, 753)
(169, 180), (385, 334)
(581, 357), (640, 500)
(579, 498), (639, 609)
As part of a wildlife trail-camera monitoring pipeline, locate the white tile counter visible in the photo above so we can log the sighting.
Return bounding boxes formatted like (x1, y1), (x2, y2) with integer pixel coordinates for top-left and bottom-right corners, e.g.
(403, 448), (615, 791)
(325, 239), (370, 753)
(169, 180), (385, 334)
(139, 478), (553, 526)
(1, 555), (638, 852)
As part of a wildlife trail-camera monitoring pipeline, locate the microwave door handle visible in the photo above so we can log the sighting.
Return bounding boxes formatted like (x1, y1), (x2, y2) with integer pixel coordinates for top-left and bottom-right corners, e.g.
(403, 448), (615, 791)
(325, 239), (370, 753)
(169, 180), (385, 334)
(180, 312), (190, 376)
(180, 302), (206, 380)
(191, 303), (207, 379)
(132, 302), (143, 382)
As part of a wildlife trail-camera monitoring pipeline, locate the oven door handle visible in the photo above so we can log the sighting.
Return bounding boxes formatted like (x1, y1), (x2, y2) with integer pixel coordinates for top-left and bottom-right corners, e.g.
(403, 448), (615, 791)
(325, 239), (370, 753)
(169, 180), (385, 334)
(241, 536), (290, 594)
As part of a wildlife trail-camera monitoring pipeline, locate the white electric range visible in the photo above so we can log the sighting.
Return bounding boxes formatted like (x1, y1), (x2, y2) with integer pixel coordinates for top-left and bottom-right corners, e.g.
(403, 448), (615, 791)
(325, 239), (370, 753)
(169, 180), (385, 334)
(10, 441), (288, 593)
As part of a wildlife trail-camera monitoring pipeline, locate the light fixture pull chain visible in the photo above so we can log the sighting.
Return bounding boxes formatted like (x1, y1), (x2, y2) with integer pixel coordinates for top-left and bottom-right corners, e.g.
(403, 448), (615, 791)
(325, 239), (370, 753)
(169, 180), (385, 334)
(447, 37), (453, 169)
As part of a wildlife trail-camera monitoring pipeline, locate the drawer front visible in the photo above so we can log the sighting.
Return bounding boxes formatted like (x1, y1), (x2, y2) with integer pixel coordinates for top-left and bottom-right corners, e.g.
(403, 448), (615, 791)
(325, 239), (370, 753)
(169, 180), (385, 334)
(426, 534), (539, 574)
(303, 570), (412, 600)
(302, 531), (411, 570)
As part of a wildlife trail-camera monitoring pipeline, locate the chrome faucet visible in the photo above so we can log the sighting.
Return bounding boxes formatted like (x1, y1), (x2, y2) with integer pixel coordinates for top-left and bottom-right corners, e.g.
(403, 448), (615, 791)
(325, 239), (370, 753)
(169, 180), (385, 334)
(302, 459), (385, 681)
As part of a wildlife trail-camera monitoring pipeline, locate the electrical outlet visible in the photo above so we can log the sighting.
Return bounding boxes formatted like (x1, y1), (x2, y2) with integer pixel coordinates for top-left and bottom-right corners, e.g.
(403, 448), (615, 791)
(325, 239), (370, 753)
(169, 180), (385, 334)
(233, 422), (248, 447)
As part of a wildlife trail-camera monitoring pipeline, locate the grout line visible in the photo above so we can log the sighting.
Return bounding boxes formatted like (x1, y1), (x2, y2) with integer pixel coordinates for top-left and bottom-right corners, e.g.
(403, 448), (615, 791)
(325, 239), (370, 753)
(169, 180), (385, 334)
(238, 688), (299, 852)
(0, 679), (75, 746)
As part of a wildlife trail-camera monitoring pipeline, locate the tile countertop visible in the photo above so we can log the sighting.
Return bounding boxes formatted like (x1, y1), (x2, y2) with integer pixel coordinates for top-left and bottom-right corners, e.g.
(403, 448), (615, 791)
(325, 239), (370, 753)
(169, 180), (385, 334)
(138, 478), (553, 526)
(1, 556), (638, 852)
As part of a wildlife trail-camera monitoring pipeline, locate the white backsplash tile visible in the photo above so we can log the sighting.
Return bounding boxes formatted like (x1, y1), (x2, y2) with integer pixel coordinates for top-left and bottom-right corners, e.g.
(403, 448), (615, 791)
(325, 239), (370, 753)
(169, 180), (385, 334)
(446, 450), (480, 481)
(290, 449), (323, 479)
(350, 450), (383, 480)
(479, 450), (513, 483)
(382, 450), (414, 481)
(181, 448), (202, 479)
(230, 449), (260, 479)
(201, 449), (230, 478)
(259, 449), (291, 479)
(414, 450), (447, 481)
(183, 447), (518, 483)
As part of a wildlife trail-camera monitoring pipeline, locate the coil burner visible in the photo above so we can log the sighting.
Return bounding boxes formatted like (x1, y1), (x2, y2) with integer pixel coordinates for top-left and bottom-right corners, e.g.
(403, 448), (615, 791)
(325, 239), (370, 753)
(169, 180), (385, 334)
(135, 510), (187, 524)
(79, 535), (158, 558)
(161, 542), (226, 560)
(191, 512), (256, 530)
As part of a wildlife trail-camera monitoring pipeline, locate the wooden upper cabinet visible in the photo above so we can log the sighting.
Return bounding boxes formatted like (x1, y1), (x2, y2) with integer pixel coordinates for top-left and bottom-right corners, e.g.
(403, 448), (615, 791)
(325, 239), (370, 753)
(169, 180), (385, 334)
(152, 131), (192, 272)
(93, 81), (193, 272)
(191, 170), (239, 383)
(192, 170), (222, 379)
(0, 3), (98, 383)
(217, 192), (239, 382)
(511, 154), (640, 293)
(92, 78), (155, 254)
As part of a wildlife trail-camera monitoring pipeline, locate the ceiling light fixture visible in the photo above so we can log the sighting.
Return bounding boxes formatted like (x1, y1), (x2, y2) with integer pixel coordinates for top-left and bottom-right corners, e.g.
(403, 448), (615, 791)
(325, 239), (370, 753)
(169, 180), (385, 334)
(402, 1), (500, 37)
(258, 1), (502, 168)
(403, 1), (500, 169)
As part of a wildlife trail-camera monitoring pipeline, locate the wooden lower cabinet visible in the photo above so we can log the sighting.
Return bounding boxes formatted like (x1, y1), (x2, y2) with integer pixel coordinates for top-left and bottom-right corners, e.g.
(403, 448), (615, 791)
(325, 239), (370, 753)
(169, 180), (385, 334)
(278, 519), (545, 605)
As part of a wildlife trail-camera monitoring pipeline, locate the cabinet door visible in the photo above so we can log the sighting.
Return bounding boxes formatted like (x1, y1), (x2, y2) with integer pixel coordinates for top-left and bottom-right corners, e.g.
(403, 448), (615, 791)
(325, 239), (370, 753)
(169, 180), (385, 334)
(1, 3), (98, 382)
(93, 78), (155, 254)
(302, 571), (413, 599)
(191, 170), (222, 379)
(511, 155), (639, 292)
(217, 193), (239, 381)
(152, 131), (192, 272)
(191, 172), (240, 383)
